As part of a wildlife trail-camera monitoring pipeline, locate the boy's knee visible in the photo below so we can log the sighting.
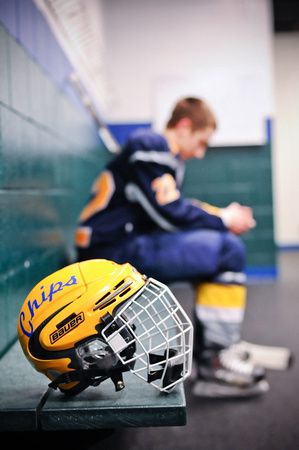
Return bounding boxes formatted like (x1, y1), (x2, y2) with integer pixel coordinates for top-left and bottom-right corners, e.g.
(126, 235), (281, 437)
(222, 233), (246, 272)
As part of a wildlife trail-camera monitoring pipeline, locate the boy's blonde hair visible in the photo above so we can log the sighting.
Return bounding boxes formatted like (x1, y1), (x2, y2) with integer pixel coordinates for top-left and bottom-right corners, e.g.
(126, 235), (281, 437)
(166, 97), (217, 131)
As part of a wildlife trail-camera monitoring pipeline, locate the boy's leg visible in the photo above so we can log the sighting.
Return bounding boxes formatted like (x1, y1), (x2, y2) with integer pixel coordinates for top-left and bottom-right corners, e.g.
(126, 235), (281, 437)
(191, 233), (268, 397)
(193, 282), (268, 397)
(193, 233), (268, 397)
(192, 232), (247, 356)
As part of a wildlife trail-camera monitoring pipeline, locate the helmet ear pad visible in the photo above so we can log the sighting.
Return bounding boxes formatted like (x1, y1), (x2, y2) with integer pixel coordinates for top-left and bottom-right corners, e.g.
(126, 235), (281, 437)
(28, 306), (138, 396)
(50, 327), (137, 395)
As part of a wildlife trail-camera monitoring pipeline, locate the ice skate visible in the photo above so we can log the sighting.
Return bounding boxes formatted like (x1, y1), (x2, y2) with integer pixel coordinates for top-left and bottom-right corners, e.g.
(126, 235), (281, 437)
(192, 346), (269, 398)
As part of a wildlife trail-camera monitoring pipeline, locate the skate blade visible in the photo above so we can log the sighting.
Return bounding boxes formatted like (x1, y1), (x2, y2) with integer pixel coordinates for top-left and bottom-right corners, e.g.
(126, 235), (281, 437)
(192, 379), (269, 399)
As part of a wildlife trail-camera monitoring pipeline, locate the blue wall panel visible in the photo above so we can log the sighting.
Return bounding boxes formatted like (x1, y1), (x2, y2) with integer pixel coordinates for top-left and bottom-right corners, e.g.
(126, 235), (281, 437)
(0, 3), (110, 356)
(183, 143), (276, 277)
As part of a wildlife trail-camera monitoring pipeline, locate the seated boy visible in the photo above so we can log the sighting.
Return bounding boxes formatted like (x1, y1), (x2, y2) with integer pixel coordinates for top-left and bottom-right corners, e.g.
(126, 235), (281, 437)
(75, 97), (268, 397)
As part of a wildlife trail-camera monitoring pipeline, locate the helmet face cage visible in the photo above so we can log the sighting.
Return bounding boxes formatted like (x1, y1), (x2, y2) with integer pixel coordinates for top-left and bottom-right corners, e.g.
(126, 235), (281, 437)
(100, 278), (193, 393)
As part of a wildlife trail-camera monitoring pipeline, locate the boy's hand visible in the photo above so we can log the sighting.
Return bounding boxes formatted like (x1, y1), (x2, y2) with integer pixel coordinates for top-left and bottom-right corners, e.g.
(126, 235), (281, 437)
(221, 202), (256, 235)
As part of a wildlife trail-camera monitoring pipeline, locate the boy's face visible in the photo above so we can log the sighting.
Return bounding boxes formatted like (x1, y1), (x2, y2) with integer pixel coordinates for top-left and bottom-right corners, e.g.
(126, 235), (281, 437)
(177, 125), (214, 160)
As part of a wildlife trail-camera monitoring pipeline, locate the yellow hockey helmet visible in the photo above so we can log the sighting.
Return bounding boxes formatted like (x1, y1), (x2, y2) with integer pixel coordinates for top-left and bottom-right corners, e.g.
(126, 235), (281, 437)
(17, 259), (193, 396)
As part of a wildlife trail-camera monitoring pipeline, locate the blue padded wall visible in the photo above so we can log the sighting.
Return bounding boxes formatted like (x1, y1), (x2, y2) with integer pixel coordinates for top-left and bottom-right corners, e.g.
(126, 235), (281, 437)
(0, 1), (110, 356)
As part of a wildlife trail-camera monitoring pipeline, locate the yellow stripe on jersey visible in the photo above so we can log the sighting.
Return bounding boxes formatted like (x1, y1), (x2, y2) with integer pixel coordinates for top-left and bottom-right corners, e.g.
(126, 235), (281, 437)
(79, 170), (115, 222)
(196, 283), (246, 309)
(200, 201), (221, 216)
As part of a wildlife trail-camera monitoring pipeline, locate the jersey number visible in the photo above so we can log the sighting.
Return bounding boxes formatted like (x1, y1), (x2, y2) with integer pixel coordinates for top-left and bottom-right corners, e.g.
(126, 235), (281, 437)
(151, 174), (180, 205)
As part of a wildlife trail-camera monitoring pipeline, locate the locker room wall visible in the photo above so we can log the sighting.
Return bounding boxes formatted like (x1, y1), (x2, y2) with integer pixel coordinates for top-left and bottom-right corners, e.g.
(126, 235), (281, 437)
(0, 1), (109, 356)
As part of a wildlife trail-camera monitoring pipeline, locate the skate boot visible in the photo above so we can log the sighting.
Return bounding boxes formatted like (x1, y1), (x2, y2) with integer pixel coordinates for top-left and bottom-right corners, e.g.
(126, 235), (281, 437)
(192, 346), (269, 398)
(228, 340), (293, 371)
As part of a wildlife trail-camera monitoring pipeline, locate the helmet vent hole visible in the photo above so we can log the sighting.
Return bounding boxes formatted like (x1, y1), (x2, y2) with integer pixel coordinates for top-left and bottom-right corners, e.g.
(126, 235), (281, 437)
(56, 313), (77, 329)
(99, 298), (116, 310)
(114, 280), (125, 290)
(95, 291), (111, 306)
(119, 288), (131, 297)
(93, 280), (134, 312)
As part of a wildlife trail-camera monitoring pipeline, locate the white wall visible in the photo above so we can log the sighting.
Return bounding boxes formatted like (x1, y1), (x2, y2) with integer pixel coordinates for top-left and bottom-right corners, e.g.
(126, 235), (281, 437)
(273, 33), (299, 246)
(102, 0), (274, 146)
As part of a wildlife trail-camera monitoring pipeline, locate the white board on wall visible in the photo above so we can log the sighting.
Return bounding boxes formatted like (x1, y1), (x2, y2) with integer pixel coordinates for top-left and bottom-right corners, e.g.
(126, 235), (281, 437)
(153, 71), (270, 146)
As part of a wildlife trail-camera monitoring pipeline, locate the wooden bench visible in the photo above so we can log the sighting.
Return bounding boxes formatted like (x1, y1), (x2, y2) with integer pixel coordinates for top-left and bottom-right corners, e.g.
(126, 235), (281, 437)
(0, 339), (187, 432)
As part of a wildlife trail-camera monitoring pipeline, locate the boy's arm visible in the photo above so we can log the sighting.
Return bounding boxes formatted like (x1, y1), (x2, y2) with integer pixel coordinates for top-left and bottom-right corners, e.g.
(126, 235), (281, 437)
(127, 157), (227, 231)
(191, 199), (256, 235)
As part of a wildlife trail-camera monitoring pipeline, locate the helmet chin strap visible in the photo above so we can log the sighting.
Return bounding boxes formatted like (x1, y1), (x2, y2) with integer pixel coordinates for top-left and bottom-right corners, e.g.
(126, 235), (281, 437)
(49, 349), (184, 394)
(48, 360), (131, 393)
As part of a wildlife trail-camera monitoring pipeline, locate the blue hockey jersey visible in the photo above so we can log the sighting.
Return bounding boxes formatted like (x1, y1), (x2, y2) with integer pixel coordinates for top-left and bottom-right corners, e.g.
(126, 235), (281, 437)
(75, 128), (226, 248)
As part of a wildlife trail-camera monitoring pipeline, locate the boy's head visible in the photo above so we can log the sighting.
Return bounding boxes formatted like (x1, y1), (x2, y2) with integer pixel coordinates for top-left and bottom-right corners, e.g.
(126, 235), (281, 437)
(165, 97), (216, 160)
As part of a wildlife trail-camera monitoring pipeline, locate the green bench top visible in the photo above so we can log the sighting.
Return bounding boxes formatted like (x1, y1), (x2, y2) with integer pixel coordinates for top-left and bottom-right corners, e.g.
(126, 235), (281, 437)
(0, 340), (187, 432)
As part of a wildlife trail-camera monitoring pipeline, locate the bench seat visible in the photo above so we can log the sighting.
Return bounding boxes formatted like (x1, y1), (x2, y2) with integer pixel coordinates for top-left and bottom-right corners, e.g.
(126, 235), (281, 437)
(0, 340), (187, 432)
